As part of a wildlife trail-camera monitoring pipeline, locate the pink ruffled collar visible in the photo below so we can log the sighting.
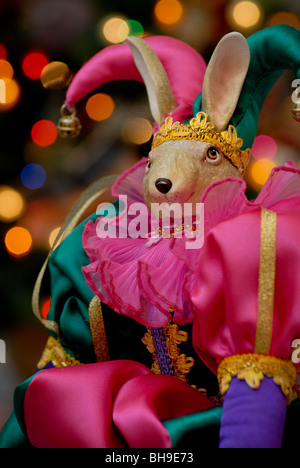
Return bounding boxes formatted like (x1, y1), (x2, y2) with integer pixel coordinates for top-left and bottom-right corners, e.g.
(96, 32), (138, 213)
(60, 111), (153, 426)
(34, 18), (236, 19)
(82, 158), (300, 328)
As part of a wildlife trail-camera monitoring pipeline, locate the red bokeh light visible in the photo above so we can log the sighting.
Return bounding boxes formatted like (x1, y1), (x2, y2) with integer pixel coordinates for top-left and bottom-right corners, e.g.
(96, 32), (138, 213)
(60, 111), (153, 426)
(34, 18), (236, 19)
(41, 297), (51, 319)
(31, 120), (58, 147)
(0, 45), (7, 60)
(22, 52), (49, 80)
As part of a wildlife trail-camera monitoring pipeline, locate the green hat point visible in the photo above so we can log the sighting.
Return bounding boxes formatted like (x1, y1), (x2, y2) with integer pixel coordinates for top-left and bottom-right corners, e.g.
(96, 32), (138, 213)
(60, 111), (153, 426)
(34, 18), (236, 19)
(193, 25), (300, 150)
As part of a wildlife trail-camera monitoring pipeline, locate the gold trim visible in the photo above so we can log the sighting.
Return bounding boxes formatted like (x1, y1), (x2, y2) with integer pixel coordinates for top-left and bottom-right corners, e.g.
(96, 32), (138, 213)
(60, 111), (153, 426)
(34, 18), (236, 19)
(151, 112), (251, 176)
(88, 296), (110, 363)
(255, 208), (277, 355)
(37, 336), (82, 369)
(142, 329), (162, 375)
(163, 322), (194, 383)
(142, 320), (195, 384)
(217, 354), (296, 399)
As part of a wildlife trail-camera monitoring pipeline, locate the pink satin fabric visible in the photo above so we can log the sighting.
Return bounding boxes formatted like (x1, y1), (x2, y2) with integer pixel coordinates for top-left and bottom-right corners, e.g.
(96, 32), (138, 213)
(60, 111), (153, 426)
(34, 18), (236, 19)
(24, 361), (213, 448)
(66, 36), (207, 124)
(190, 204), (300, 375)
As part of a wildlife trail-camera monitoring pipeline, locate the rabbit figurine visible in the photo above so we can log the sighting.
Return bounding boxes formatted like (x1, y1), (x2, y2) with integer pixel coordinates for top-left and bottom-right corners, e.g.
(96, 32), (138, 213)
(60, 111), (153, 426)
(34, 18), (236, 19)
(1, 25), (300, 449)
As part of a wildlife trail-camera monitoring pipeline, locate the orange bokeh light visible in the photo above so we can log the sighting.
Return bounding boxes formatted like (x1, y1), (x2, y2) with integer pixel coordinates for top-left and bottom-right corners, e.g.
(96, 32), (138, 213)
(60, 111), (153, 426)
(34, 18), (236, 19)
(31, 120), (58, 147)
(49, 226), (61, 249)
(0, 186), (25, 222)
(22, 52), (49, 80)
(0, 78), (21, 111)
(102, 17), (130, 44)
(86, 93), (115, 121)
(0, 60), (13, 83)
(5, 227), (33, 258)
(154, 0), (184, 25)
(249, 159), (277, 189)
(122, 118), (153, 145)
(267, 12), (300, 29)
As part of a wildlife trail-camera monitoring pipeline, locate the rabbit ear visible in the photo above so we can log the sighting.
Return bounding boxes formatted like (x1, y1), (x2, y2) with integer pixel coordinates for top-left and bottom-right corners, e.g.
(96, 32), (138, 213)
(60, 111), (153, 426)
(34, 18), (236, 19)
(202, 32), (250, 132)
(127, 36), (177, 127)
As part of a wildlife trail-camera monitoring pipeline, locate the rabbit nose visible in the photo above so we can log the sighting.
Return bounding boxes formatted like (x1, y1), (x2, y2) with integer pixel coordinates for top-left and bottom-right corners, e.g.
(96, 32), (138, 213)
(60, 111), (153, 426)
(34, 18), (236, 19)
(155, 178), (173, 194)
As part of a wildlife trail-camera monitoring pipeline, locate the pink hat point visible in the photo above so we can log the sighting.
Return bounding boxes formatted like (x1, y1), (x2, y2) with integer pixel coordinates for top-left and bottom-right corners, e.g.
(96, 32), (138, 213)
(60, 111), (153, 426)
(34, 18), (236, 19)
(58, 36), (207, 138)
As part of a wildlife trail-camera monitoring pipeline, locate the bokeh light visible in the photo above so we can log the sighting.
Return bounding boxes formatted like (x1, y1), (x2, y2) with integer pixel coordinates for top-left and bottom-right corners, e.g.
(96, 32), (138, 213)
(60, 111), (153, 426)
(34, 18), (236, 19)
(22, 52), (49, 80)
(0, 60), (13, 83)
(49, 226), (61, 249)
(0, 79), (5, 104)
(0, 78), (21, 111)
(227, 0), (262, 30)
(251, 135), (278, 161)
(0, 60), (14, 106)
(0, 45), (7, 60)
(249, 159), (277, 188)
(0, 186), (25, 222)
(40, 61), (72, 90)
(5, 227), (33, 258)
(267, 12), (300, 29)
(86, 93), (115, 121)
(41, 297), (51, 319)
(102, 17), (130, 44)
(127, 20), (144, 37)
(31, 120), (58, 147)
(154, 0), (184, 25)
(21, 164), (47, 190)
(122, 118), (153, 145)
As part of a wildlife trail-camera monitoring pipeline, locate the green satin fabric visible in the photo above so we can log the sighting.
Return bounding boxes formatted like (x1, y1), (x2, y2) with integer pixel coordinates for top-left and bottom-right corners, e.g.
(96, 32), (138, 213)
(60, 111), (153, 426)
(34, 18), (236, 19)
(163, 407), (222, 448)
(45, 211), (99, 363)
(0, 413), (29, 448)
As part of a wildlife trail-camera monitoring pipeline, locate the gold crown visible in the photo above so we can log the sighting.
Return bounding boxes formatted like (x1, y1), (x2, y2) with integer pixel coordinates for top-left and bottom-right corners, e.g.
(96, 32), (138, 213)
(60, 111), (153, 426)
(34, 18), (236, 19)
(152, 112), (251, 176)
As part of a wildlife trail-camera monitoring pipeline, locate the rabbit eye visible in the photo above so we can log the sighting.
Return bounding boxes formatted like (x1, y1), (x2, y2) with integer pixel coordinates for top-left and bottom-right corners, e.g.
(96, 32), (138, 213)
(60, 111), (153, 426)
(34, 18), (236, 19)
(207, 147), (219, 160)
(206, 146), (222, 165)
(145, 159), (152, 174)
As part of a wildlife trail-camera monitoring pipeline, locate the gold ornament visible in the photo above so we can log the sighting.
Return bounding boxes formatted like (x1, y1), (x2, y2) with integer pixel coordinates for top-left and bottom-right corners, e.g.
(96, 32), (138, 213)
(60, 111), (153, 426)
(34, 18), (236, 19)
(37, 336), (82, 369)
(57, 104), (82, 138)
(217, 353), (297, 400)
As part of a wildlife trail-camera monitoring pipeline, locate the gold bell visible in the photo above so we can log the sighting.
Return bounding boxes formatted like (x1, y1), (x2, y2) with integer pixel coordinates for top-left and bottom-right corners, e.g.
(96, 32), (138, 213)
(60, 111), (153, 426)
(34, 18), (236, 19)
(291, 104), (300, 122)
(57, 104), (82, 138)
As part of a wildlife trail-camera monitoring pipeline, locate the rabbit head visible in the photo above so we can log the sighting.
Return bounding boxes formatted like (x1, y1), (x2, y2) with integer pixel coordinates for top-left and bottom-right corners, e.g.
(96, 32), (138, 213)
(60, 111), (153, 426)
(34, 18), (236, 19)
(127, 33), (251, 214)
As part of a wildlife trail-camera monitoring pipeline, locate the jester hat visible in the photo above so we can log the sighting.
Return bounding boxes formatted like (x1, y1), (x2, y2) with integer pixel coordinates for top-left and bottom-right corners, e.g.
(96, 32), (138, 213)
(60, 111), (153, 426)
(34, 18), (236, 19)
(63, 35), (207, 128)
(193, 24), (300, 150)
(59, 25), (300, 175)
